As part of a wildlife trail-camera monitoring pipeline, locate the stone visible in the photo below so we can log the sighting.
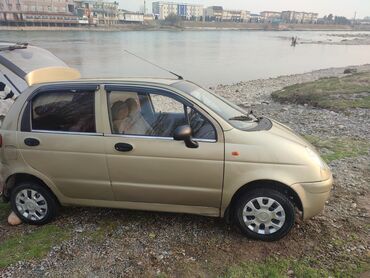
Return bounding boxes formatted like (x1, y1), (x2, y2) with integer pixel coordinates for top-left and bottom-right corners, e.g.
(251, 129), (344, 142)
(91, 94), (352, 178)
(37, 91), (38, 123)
(8, 211), (22, 226)
(343, 68), (357, 74)
(75, 227), (84, 233)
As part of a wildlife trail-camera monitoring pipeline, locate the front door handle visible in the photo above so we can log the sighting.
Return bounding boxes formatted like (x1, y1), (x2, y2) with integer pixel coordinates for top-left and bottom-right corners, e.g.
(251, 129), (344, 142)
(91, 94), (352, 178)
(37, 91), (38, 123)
(24, 138), (40, 147)
(114, 143), (133, 152)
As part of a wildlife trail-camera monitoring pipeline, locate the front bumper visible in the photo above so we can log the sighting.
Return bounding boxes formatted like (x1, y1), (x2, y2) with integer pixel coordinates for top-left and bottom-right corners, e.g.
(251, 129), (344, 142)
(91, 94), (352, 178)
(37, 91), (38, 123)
(291, 175), (333, 220)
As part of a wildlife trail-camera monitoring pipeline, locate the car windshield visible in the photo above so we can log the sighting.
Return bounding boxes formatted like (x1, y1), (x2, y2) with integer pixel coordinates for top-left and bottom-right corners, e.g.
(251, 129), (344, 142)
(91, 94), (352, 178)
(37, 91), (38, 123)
(172, 81), (259, 130)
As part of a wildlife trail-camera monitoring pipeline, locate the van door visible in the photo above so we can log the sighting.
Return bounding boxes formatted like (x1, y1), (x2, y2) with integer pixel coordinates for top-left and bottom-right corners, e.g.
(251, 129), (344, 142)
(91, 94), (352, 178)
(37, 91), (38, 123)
(102, 85), (224, 214)
(17, 84), (114, 201)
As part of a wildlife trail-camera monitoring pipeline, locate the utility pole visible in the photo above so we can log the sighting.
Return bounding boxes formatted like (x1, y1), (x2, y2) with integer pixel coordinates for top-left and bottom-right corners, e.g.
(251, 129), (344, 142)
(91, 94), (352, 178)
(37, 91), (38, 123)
(144, 0), (146, 14)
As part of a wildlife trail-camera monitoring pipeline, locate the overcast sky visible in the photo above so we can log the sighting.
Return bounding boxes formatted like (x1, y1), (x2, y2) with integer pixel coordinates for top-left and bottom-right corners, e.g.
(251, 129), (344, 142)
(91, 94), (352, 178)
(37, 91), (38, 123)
(120, 0), (370, 18)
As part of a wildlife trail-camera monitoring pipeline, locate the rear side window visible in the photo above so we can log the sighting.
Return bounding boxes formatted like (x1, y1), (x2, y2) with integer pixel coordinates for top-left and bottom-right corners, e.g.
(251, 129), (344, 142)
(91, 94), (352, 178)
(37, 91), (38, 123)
(31, 90), (95, 133)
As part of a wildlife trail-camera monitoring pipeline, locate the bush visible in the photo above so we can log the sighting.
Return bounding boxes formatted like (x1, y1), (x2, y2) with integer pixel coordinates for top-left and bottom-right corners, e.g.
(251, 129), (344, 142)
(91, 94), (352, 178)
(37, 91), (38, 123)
(164, 13), (182, 26)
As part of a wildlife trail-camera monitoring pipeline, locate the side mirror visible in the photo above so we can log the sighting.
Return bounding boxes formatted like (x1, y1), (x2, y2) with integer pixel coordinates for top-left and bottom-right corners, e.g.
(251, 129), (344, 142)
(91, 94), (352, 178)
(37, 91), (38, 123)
(173, 125), (199, 149)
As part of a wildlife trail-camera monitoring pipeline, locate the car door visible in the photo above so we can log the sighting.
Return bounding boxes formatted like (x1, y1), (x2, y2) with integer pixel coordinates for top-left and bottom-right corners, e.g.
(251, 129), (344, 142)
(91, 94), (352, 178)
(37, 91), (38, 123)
(102, 84), (225, 212)
(17, 84), (114, 201)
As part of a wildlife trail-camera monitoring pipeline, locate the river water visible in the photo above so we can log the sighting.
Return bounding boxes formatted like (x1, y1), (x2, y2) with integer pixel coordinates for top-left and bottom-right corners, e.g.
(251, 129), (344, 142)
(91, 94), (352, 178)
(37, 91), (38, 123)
(1, 30), (370, 86)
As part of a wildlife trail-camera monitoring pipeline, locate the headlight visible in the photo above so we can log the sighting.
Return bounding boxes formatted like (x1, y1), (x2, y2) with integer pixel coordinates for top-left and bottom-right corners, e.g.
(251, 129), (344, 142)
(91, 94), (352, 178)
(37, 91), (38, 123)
(306, 147), (327, 169)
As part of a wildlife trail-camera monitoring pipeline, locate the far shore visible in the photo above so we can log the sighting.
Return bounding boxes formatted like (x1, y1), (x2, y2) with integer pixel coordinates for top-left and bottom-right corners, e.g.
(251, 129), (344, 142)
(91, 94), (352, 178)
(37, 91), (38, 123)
(1, 22), (370, 32)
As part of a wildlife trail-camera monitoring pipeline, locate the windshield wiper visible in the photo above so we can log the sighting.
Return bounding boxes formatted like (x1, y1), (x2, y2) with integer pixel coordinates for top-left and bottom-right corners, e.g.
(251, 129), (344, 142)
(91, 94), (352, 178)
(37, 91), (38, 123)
(0, 42), (28, 52)
(229, 110), (260, 122)
(229, 115), (254, 121)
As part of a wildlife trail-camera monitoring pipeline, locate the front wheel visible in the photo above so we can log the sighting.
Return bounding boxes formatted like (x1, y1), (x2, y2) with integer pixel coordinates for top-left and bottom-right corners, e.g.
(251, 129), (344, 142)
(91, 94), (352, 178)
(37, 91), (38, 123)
(10, 182), (58, 225)
(234, 189), (295, 241)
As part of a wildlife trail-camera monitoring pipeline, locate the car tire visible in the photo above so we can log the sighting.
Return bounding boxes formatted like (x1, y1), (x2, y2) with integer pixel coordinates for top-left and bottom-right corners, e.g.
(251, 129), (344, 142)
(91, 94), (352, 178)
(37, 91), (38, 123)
(234, 189), (295, 241)
(10, 182), (59, 225)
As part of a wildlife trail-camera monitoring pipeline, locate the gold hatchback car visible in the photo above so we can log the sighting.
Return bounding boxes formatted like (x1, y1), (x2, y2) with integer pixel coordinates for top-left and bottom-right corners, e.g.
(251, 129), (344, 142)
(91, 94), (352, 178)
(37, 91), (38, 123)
(0, 43), (333, 241)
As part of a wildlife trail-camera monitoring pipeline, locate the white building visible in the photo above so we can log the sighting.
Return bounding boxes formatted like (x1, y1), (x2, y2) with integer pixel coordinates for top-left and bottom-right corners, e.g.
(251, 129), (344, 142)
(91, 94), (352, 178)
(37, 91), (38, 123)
(222, 9), (250, 22)
(118, 10), (144, 23)
(152, 1), (203, 20)
(281, 11), (318, 23)
(205, 6), (249, 22)
(260, 11), (281, 22)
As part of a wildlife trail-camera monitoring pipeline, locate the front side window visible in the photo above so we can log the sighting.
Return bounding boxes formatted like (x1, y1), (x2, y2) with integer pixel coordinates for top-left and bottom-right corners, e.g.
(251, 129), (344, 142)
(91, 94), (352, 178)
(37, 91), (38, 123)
(108, 89), (216, 140)
(32, 90), (96, 133)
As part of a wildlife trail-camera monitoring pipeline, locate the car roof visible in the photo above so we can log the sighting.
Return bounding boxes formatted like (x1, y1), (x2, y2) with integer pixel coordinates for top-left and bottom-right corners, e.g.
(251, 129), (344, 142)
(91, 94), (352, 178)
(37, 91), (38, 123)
(82, 77), (180, 85)
(32, 77), (182, 87)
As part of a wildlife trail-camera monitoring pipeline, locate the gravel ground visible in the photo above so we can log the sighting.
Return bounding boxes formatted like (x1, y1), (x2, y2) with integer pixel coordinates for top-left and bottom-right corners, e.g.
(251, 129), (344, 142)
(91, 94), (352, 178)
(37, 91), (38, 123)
(0, 65), (369, 277)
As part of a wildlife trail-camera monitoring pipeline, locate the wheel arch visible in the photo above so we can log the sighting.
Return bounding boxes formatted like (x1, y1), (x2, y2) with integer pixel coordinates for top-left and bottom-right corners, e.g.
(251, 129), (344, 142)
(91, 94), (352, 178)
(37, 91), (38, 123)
(224, 179), (303, 222)
(4, 173), (60, 205)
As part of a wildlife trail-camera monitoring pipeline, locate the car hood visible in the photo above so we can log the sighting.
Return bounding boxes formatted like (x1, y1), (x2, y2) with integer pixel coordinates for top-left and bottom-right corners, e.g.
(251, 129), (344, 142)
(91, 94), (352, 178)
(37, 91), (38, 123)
(269, 119), (316, 150)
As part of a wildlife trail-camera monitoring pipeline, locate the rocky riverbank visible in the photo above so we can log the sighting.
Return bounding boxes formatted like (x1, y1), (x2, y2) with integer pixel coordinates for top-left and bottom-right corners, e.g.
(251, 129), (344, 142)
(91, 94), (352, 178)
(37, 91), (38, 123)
(278, 33), (370, 45)
(0, 65), (369, 277)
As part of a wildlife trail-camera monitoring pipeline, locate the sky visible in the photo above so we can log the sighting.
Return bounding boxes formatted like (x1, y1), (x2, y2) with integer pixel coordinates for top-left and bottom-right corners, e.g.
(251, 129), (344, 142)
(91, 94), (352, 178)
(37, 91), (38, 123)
(120, 0), (370, 19)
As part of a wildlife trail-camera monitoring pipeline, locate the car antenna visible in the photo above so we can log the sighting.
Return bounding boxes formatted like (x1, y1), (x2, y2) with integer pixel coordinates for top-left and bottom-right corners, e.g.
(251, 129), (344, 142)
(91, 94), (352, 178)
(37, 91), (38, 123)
(124, 49), (183, 80)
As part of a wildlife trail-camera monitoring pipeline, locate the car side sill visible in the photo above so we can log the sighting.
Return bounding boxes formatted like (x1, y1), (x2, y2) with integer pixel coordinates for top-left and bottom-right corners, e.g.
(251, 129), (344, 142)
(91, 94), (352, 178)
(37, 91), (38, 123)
(60, 199), (220, 217)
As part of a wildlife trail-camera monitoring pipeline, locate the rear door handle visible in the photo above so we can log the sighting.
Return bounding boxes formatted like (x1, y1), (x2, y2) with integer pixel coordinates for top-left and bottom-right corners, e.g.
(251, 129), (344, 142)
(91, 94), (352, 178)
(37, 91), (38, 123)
(24, 138), (40, 147)
(114, 143), (133, 152)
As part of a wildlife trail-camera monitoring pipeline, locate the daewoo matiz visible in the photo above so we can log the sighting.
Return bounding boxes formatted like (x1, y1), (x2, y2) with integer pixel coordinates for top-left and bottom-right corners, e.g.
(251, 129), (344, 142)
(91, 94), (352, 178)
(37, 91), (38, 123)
(0, 43), (333, 241)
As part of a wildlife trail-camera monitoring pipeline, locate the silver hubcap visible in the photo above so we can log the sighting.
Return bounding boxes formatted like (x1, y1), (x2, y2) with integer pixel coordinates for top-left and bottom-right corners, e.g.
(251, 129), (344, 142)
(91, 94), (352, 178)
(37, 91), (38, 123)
(242, 197), (286, 235)
(15, 189), (48, 221)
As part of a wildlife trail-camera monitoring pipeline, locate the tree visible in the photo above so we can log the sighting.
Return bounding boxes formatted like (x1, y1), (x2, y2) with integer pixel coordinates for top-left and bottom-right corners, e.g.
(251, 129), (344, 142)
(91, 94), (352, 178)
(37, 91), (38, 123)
(334, 16), (350, 25)
(164, 13), (182, 26)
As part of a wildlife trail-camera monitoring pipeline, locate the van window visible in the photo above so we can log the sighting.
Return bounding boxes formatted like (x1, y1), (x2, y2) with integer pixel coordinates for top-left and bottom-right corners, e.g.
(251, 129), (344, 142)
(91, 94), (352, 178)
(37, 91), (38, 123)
(31, 90), (95, 133)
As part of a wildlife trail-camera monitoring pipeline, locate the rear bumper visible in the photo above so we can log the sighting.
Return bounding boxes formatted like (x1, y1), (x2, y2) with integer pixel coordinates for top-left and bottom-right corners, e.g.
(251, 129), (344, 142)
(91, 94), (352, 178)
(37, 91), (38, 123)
(291, 175), (333, 220)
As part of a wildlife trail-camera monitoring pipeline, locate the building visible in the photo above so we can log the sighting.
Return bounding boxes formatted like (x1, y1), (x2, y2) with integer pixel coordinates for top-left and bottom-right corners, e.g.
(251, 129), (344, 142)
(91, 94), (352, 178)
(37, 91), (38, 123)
(0, 0), (78, 26)
(183, 3), (203, 20)
(143, 13), (154, 21)
(302, 12), (318, 23)
(152, 1), (203, 21)
(205, 6), (223, 21)
(118, 10), (144, 23)
(74, 0), (119, 25)
(249, 13), (262, 23)
(0, 0), (23, 22)
(260, 11), (281, 22)
(222, 10), (250, 22)
(281, 11), (318, 23)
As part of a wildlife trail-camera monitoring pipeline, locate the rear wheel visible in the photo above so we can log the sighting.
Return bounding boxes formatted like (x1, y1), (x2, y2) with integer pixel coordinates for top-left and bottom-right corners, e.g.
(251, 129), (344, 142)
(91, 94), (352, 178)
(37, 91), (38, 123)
(10, 182), (58, 225)
(235, 189), (295, 241)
